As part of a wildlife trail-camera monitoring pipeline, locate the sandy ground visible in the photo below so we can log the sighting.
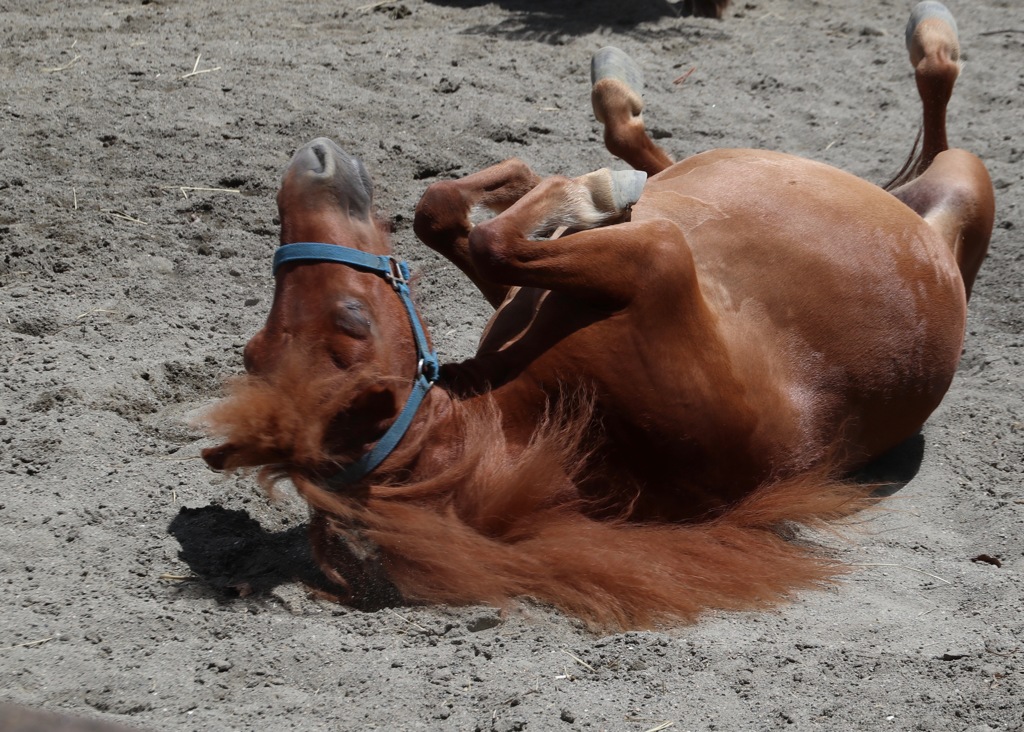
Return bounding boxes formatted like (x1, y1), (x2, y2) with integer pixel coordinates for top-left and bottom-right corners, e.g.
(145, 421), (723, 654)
(1, 0), (1022, 730)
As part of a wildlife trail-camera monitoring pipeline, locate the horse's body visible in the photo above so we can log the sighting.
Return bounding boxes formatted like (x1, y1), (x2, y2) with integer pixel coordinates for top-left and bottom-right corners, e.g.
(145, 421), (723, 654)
(201, 2), (994, 627)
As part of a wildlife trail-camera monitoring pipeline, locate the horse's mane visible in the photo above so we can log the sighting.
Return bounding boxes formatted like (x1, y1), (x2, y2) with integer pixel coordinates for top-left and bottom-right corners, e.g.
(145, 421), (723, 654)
(241, 392), (875, 630)
(202, 349), (394, 473)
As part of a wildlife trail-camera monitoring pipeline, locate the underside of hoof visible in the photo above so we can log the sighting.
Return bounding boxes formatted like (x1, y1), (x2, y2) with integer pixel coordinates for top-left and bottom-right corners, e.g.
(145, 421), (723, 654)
(591, 46), (643, 94)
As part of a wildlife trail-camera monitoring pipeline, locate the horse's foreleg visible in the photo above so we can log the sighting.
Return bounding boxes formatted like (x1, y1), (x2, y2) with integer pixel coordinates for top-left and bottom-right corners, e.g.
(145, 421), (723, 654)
(468, 169), (697, 307)
(892, 149), (994, 301)
(591, 47), (674, 177)
(414, 159), (542, 308)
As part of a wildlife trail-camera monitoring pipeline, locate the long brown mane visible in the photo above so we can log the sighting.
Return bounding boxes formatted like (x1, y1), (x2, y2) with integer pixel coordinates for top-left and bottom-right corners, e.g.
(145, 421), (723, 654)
(203, 347), (392, 474)
(304, 422), (873, 628)
(207, 375), (874, 629)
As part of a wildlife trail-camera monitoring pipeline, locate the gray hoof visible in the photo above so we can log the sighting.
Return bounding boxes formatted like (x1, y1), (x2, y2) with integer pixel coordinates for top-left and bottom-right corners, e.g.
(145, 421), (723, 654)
(609, 169), (648, 211)
(591, 46), (643, 93)
(905, 1), (958, 51)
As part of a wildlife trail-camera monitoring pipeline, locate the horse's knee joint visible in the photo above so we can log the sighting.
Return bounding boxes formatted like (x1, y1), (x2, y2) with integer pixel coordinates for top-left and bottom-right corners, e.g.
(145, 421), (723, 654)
(468, 222), (514, 281)
(415, 180), (461, 220)
(504, 158), (532, 176)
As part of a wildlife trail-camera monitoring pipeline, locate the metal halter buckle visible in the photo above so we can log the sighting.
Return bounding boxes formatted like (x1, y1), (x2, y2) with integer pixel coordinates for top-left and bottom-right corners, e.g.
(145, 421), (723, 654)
(385, 257), (409, 289)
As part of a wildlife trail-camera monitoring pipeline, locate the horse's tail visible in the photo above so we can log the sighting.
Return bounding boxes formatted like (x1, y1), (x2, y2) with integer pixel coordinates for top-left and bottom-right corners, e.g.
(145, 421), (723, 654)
(883, 125), (923, 191)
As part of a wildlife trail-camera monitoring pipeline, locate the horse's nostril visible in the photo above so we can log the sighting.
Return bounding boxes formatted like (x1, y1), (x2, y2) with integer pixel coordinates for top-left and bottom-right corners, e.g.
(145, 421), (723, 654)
(283, 138), (373, 218)
(313, 144), (328, 174)
(289, 139), (336, 179)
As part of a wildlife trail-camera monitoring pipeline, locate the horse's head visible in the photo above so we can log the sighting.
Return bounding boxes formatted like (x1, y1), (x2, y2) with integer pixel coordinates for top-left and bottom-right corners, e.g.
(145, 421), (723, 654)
(202, 139), (425, 478)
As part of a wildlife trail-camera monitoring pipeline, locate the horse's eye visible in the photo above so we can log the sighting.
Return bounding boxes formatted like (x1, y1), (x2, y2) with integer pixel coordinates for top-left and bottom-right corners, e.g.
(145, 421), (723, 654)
(334, 298), (372, 339)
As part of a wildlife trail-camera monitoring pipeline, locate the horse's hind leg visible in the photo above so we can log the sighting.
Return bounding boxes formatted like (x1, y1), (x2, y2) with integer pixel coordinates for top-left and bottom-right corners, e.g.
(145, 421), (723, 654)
(591, 47), (674, 177)
(900, 2), (962, 181)
(892, 149), (994, 301)
(890, 2), (993, 301)
(414, 159), (542, 308)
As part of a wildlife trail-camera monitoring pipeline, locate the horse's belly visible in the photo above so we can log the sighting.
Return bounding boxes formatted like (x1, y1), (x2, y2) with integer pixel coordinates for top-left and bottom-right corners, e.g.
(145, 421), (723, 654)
(633, 149), (967, 460)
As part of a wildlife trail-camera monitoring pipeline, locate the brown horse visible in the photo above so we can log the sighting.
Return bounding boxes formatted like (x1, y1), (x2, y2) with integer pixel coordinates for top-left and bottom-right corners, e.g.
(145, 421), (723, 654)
(201, 2), (993, 628)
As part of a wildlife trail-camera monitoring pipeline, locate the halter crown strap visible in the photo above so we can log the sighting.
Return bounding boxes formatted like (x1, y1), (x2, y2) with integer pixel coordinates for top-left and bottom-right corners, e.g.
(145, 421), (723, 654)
(273, 242), (440, 487)
(273, 242), (391, 277)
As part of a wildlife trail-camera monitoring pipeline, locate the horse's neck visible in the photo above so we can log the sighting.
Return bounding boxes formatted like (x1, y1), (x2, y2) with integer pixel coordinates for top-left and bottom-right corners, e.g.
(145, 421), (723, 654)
(373, 381), (582, 538)
(381, 386), (486, 484)
(386, 381), (546, 489)
(405, 386), (466, 475)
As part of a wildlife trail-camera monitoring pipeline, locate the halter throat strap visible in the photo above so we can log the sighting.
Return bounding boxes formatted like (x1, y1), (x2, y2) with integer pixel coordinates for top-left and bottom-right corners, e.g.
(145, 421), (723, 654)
(272, 242), (440, 487)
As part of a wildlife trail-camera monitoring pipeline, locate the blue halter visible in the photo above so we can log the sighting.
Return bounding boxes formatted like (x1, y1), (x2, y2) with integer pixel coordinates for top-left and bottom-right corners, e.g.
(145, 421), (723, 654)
(272, 242), (440, 487)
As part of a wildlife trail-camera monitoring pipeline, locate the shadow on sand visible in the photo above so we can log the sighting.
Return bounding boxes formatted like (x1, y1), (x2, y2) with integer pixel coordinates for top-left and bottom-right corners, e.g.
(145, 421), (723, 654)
(855, 432), (926, 497)
(168, 505), (401, 611)
(421, 0), (730, 43)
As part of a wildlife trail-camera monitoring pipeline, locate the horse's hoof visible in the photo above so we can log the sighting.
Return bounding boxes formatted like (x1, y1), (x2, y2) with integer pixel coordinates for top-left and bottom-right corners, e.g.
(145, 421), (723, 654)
(905, 1), (958, 53)
(578, 168), (647, 215)
(591, 46), (643, 93)
(609, 169), (648, 210)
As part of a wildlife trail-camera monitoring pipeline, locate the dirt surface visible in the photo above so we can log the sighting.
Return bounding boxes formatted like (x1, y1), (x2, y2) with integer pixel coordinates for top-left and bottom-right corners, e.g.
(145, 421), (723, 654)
(2, 0), (1022, 730)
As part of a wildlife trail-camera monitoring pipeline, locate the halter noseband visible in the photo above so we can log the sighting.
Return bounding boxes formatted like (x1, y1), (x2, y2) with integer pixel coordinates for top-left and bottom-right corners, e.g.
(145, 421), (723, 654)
(272, 242), (440, 487)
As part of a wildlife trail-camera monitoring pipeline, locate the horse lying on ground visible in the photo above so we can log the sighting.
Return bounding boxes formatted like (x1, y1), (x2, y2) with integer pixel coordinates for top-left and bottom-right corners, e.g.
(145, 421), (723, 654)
(200, 1), (993, 628)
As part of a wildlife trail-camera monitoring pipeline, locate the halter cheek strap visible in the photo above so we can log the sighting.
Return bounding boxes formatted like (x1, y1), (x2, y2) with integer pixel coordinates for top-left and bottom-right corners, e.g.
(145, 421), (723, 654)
(272, 242), (440, 487)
